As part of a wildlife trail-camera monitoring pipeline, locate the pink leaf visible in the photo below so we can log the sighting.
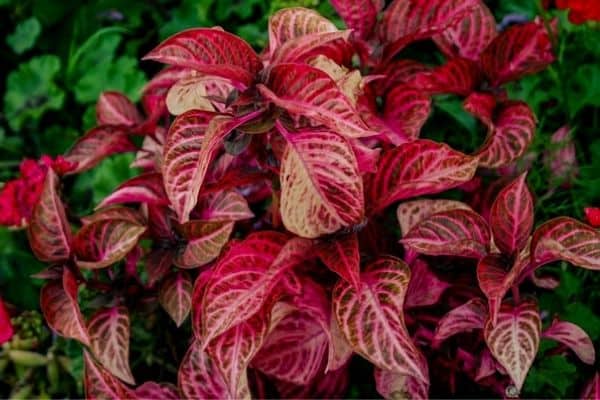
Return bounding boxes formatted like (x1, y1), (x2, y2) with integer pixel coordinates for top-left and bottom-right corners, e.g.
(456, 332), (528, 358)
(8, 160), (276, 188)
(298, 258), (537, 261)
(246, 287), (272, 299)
(64, 126), (136, 174)
(143, 28), (262, 86)
(433, 298), (487, 344)
(196, 190), (254, 222)
(433, 0), (497, 60)
(178, 340), (229, 399)
(396, 199), (473, 236)
(80, 205), (146, 226)
(542, 320), (595, 365)
(173, 221), (234, 268)
(327, 313), (353, 372)
(405, 259), (449, 309)
(159, 270), (193, 327)
(258, 64), (376, 138)
(484, 300), (541, 393)
(40, 268), (90, 346)
(331, 0), (381, 39)
(317, 233), (361, 291)
(413, 58), (482, 96)
(476, 254), (511, 325)
(132, 127), (166, 171)
(401, 209), (491, 259)
(27, 170), (71, 262)
(88, 306), (135, 385)
(0, 298), (13, 345)
(372, 59), (429, 96)
(531, 217), (600, 270)
(268, 7), (337, 54)
(145, 249), (174, 288)
(97, 172), (168, 209)
(481, 21), (555, 86)
(83, 351), (134, 400)
(350, 139), (381, 174)
(274, 363), (350, 398)
(96, 91), (143, 127)
(463, 91), (496, 126)
(73, 218), (146, 269)
(490, 173), (534, 255)
(277, 124), (364, 238)
(271, 31), (351, 65)
(375, 368), (429, 400)
(332, 256), (428, 384)
(383, 84), (431, 140)
(134, 382), (179, 399)
(368, 140), (479, 213)
(581, 373), (600, 400)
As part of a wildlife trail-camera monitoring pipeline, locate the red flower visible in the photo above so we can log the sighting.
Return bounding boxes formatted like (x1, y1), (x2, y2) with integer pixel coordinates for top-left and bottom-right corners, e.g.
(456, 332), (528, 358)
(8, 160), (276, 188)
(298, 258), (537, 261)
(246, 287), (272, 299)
(0, 297), (14, 345)
(585, 207), (600, 227)
(0, 156), (75, 227)
(555, 0), (600, 23)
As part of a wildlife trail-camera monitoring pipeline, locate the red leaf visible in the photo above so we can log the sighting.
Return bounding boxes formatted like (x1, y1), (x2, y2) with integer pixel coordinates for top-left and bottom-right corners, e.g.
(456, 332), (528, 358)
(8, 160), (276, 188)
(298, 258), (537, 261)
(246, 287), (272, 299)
(40, 268), (90, 346)
(476, 254), (511, 324)
(159, 271), (193, 327)
(0, 298), (13, 345)
(268, 7), (338, 54)
(97, 172), (168, 209)
(132, 127), (166, 171)
(275, 362), (350, 398)
(327, 313), (353, 372)
(481, 21), (555, 86)
(368, 140), (479, 213)
(396, 199), (473, 236)
(401, 209), (491, 259)
(173, 221), (234, 268)
(271, 31), (351, 65)
(383, 84), (431, 140)
(433, 298), (487, 345)
(178, 340), (229, 399)
(372, 59), (429, 96)
(134, 382), (179, 399)
(64, 126), (136, 174)
(96, 91), (143, 127)
(405, 259), (450, 309)
(375, 368), (429, 400)
(413, 58), (482, 96)
(490, 173), (534, 255)
(145, 249), (174, 288)
(195, 190), (254, 222)
(484, 300), (541, 393)
(81, 205), (146, 226)
(433, 0), (497, 60)
(143, 28), (262, 87)
(27, 170), (71, 262)
(277, 124), (364, 238)
(73, 218), (146, 269)
(88, 306), (135, 385)
(317, 233), (360, 291)
(258, 64), (376, 138)
(531, 217), (600, 270)
(331, 0), (382, 39)
(83, 351), (134, 400)
(333, 256), (428, 384)
(463, 91), (496, 126)
(542, 320), (595, 365)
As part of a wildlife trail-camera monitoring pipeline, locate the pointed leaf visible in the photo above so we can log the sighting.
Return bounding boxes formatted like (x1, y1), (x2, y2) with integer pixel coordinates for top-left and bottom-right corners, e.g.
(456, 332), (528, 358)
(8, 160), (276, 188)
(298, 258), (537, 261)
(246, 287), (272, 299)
(401, 209), (491, 259)
(383, 84), (431, 140)
(317, 233), (360, 291)
(331, 0), (381, 39)
(542, 320), (595, 365)
(396, 199), (472, 236)
(405, 259), (449, 309)
(145, 249), (174, 288)
(333, 256), (428, 383)
(74, 218), (146, 269)
(372, 59), (429, 96)
(88, 306), (135, 385)
(83, 351), (133, 400)
(159, 271), (192, 327)
(173, 221), (234, 268)
(484, 300), (541, 392)
(477, 254), (511, 324)
(196, 190), (254, 222)
(413, 58), (482, 96)
(97, 172), (168, 209)
(166, 75), (236, 115)
(271, 31), (351, 65)
(327, 313), (353, 372)
(178, 340), (229, 399)
(375, 368), (429, 400)
(258, 64), (376, 138)
(27, 170), (71, 262)
(433, 298), (487, 344)
(143, 28), (262, 86)
(368, 140), (479, 213)
(40, 268), (90, 346)
(268, 7), (337, 53)
(277, 124), (364, 238)
(531, 217), (600, 270)
(96, 91), (143, 127)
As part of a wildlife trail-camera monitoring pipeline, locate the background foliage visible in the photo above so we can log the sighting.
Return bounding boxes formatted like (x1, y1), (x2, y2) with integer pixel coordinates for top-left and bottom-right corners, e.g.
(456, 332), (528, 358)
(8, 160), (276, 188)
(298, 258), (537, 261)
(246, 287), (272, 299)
(0, 0), (598, 398)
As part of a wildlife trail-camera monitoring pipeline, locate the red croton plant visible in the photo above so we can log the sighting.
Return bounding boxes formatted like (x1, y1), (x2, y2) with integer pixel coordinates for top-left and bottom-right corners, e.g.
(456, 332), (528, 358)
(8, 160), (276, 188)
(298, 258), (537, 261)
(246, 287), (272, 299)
(15, 0), (600, 398)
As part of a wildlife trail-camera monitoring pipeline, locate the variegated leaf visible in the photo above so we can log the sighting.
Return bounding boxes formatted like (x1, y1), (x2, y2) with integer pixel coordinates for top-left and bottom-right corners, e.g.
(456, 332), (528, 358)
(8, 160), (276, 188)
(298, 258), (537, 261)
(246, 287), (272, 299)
(80, 205), (146, 226)
(396, 199), (473, 237)
(134, 382), (179, 399)
(413, 58), (481, 96)
(178, 340), (229, 399)
(484, 300), (541, 392)
(268, 7), (337, 55)
(317, 233), (360, 291)
(401, 209), (491, 259)
(196, 190), (254, 222)
(27, 170), (71, 262)
(476, 254), (511, 324)
(405, 259), (449, 309)
(271, 31), (351, 65)
(333, 256), (428, 383)
(166, 75), (235, 115)
(159, 271), (193, 327)
(96, 91), (143, 127)
(327, 313), (353, 372)
(275, 363), (350, 398)
(368, 140), (479, 213)
(331, 0), (381, 39)
(97, 172), (168, 209)
(542, 320), (595, 365)
(383, 84), (431, 140)
(531, 217), (600, 270)
(83, 351), (133, 400)
(277, 123), (364, 238)
(174, 221), (234, 268)
(375, 368), (429, 400)
(433, 298), (487, 344)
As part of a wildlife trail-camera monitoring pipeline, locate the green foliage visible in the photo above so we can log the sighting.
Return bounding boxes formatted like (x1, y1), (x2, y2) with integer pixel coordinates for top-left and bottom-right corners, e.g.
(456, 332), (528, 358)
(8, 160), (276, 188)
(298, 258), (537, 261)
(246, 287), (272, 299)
(6, 17), (41, 54)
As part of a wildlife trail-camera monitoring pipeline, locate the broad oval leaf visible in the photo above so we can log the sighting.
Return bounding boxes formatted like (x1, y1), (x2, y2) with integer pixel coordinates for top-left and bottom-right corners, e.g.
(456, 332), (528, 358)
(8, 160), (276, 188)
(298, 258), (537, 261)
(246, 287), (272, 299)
(331, 0), (381, 39)
(396, 199), (473, 236)
(96, 91), (142, 127)
(159, 270), (193, 327)
(173, 221), (234, 268)
(27, 170), (71, 262)
(317, 233), (360, 291)
(258, 64), (376, 138)
(83, 351), (133, 400)
(383, 84), (431, 140)
(333, 256), (428, 384)
(97, 172), (168, 209)
(73, 218), (146, 269)
(143, 28), (262, 86)
(542, 320), (595, 365)
(40, 268), (90, 346)
(368, 140), (479, 213)
(88, 306), (135, 385)
(178, 340), (229, 399)
(484, 300), (541, 393)
(375, 368), (429, 400)
(480, 21), (554, 87)
(490, 173), (534, 255)
(401, 209), (491, 259)
(531, 217), (600, 270)
(433, 298), (487, 345)
(268, 7), (337, 53)
(277, 124), (364, 238)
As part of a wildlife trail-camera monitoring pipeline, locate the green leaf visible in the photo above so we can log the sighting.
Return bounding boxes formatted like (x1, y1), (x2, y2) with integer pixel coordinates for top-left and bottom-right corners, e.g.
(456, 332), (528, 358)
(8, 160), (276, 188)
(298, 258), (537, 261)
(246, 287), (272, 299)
(159, 0), (214, 39)
(524, 356), (577, 398)
(566, 64), (600, 118)
(6, 17), (42, 54)
(3, 55), (65, 131)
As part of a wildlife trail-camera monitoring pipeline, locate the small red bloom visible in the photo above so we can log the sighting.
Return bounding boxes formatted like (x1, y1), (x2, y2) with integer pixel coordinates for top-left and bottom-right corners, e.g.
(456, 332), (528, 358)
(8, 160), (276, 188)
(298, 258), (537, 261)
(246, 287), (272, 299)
(585, 207), (600, 227)
(0, 297), (14, 345)
(555, 0), (600, 24)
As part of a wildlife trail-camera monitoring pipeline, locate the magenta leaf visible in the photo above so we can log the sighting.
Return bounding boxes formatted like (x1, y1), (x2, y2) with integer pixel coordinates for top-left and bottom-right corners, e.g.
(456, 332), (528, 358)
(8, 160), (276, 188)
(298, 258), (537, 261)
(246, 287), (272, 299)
(405, 259), (449, 309)
(196, 190), (254, 222)
(333, 256), (428, 384)
(476, 254), (511, 324)
(173, 221), (234, 268)
(401, 209), (491, 259)
(271, 31), (351, 65)
(96, 91), (143, 127)
(542, 319), (595, 365)
(396, 199), (473, 236)
(383, 84), (431, 140)
(316, 233), (360, 292)
(327, 313), (353, 372)
(413, 58), (481, 96)
(80, 205), (146, 226)
(268, 7), (337, 54)
(83, 351), (134, 400)
(159, 270), (193, 327)
(433, 298), (487, 344)
(581, 373), (600, 400)
(134, 382), (179, 399)
(178, 340), (229, 399)
(330, 0), (381, 39)
(375, 368), (429, 400)
(97, 172), (168, 209)
(274, 363), (350, 399)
